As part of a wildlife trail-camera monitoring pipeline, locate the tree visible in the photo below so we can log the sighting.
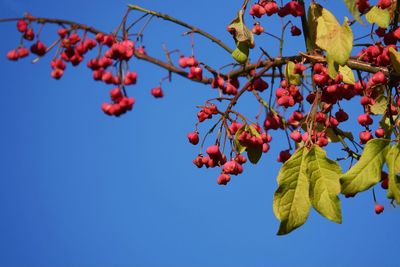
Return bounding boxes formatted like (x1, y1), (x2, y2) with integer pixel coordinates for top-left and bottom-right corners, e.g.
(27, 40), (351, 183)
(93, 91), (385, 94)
(2, 0), (399, 235)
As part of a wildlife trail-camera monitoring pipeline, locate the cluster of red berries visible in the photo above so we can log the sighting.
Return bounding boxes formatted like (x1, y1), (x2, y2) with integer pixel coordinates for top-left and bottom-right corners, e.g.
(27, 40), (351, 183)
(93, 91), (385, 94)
(179, 55), (203, 80)
(250, 0), (304, 18)
(7, 18), (145, 117)
(275, 81), (304, 108)
(101, 87), (135, 116)
(250, 1), (302, 38)
(197, 104), (219, 122)
(211, 76), (241, 95)
(192, 144), (248, 185)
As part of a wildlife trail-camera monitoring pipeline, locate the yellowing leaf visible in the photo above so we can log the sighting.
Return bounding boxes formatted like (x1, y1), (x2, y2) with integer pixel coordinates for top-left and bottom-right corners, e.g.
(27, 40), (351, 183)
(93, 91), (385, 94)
(316, 8), (353, 66)
(228, 10), (254, 46)
(273, 147), (311, 235)
(341, 139), (390, 195)
(386, 144), (400, 204)
(306, 145), (342, 223)
(366, 6), (391, 29)
(370, 95), (388, 115)
(284, 61), (301, 86)
(307, 3), (323, 51)
(388, 47), (400, 74)
(339, 65), (355, 85)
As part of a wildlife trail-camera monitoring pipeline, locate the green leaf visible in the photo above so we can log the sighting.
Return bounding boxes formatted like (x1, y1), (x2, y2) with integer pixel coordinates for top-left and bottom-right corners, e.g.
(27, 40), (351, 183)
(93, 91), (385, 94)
(284, 61), (301, 85)
(341, 139), (390, 195)
(386, 144), (400, 204)
(234, 125), (246, 154)
(339, 65), (355, 85)
(247, 145), (263, 164)
(306, 145), (342, 223)
(388, 47), (400, 74)
(370, 95), (388, 115)
(342, 0), (363, 24)
(273, 147), (311, 235)
(366, 6), (391, 29)
(231, 41), (249, 64)
(316, 8), (353, 66)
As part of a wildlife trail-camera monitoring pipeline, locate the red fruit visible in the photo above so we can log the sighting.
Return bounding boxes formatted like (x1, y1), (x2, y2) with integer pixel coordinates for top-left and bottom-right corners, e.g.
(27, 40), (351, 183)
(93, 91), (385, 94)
(217, 173), (231, 185)
(335, 109), (349, 122)
(119, 97), (135, 111)
(229, 122), (242, 135)
(206, 145), (221, 160)
(187, 132), (199, 145)
(151, 86), (164, 98)
(357, 113), (373, 126)
(186, 56), (198, 67)
(263, 1), (279, 16)
(51, 68), (64, 80)
(374, 204), (384, 214)
(378, 0), (392, 9)
(356, 0), (370, 13)
(252, 23), (265, 35)
(234, 154), (247, 164)
(102, 72), (114, 84)
(124, 71), (137, 85)
(249, 4), (266, 18)
(290, 131), (302, 142)
(137, 46), (146, 55)
(193, 155), (204, 168)
(372, 71), (387, 84)
(57, 28), (68, 38)
(375, 128), (385, 138)
(30, 40), (47, 56)
(101, 103), (113, 115)
(6, 50), (19, 61)
(290, 25), (302, 36)
(17, 19), (28, 33)
(262, 143), (270, 153)
(178, 56), (188, 68)
(277, 150), (291, 163)
(359, 130), (373, 144)
(110, 87), (123, 102)
(23, 28), (34, 41)
(17, 47), (29, 58)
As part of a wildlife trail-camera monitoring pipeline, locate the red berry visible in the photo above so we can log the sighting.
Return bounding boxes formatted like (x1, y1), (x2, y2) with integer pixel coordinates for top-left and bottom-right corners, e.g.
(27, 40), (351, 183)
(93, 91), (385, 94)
(217, 173), (231, 185)
(277, 150), (291, 163)
(290, 25), (302, 36)
(374, 204), (384, 214)
(17, 19), (28, 33)
(151, 86), (164, 98)
(375, 128), (385, 138)
(359, 130), (373, 144)
(187, 132), (199, 145)
(6, 49), (19, 61)
(290, 131), (302, 142)
(378, 0), (392, 9)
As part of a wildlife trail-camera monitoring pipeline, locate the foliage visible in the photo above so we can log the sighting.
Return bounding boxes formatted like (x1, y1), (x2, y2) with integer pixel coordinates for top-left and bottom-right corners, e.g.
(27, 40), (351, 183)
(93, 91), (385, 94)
(2, 0), (400, 235)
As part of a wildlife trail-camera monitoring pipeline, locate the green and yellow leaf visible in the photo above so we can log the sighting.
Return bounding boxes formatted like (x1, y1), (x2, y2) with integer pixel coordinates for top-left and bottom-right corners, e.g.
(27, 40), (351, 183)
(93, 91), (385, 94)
(273, 147), (311, 235)
(341, 139), (390, 195)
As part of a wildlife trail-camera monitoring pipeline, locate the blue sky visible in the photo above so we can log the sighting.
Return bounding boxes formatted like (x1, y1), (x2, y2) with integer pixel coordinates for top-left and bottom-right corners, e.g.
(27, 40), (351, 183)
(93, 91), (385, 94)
(0, 1), (398, 266)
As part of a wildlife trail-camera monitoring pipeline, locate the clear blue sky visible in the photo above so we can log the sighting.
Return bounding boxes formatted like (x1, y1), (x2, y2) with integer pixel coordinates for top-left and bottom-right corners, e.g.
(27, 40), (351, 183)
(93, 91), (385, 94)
(0, 1), (398, 266)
